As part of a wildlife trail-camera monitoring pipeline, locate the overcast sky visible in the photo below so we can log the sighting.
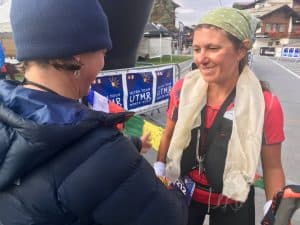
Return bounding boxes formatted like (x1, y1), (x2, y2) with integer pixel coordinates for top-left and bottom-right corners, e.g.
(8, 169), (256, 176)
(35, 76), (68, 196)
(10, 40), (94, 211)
(0, 0), (253, 27)
(174, 0), (251, 27)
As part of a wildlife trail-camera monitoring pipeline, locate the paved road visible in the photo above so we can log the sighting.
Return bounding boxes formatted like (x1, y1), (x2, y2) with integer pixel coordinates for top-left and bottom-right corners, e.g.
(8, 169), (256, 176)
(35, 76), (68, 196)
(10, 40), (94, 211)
(143, 55), (300, 225)
(253, 55), (300, 184)
(271, 57), (300, 77)
(252, 55), (300, 225)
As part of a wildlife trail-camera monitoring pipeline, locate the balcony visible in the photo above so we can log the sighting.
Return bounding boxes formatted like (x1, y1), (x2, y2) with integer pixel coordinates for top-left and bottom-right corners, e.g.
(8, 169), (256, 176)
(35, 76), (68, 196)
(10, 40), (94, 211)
(256, 31), (300, 39)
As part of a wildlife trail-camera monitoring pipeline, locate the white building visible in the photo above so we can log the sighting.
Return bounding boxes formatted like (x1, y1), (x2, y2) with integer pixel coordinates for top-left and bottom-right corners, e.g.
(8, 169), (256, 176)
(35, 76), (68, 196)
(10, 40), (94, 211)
(137, 23), (173, 59)
(0, 0), (11, 33)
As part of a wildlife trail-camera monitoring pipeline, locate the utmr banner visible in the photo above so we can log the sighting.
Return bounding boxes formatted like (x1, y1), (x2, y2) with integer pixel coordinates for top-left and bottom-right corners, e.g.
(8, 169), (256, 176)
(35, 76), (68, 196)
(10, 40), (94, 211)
(90, 64), (176, 113)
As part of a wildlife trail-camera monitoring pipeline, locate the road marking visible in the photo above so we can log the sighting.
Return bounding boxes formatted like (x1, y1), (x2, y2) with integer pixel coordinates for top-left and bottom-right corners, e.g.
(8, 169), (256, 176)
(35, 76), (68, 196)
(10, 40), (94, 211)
(271, 59), (300, 79)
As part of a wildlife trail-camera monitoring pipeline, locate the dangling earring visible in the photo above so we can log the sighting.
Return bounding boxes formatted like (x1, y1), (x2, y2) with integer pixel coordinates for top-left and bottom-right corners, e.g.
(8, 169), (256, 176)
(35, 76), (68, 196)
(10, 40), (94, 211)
(72, 56), (82, 79)
(73, 69), (81, 78)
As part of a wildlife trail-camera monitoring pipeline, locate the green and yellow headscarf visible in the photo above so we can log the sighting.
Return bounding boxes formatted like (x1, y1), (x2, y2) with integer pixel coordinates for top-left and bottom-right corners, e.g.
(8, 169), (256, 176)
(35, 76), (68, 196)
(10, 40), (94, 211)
(198, 7), (260, 48)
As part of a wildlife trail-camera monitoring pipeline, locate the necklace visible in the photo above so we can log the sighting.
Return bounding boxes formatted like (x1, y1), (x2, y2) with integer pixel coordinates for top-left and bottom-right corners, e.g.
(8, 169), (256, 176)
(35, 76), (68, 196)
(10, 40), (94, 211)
(196, 107), (208, 174)
(22, 78), (60, 96)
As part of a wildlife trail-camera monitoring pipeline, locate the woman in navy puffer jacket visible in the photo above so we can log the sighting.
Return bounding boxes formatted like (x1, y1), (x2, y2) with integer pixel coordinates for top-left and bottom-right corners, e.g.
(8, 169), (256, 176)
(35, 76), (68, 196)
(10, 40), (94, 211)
(0, 0), (188, 224)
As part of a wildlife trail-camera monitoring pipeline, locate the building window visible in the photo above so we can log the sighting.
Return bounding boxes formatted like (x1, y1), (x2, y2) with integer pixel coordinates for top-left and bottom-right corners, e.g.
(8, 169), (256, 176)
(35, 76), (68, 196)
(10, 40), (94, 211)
(271, 24), (278, 32)
(265, 24), (271, 32)
(279, 24), (286, 32)
(275, 41), (280, 45)
(266, 24), (286, 33)
(268, 41), (273, 46)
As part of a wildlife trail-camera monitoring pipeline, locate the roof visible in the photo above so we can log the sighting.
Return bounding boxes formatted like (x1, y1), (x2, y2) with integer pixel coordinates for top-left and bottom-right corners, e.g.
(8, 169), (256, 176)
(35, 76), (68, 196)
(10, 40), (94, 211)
(246, 4), (300, 18)
(233, 0), (265, 10)
(172, 0), (180, 8)
(144, 23), (170, 37)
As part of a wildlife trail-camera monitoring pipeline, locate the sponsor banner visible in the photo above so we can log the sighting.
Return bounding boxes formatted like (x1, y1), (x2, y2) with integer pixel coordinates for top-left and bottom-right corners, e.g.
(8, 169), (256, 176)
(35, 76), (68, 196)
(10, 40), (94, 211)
(295, 48), (300, 58)
(282, 47), (300, 58)
(91, 73), (124, 107)
(0, 44), (5, 68)
(126, 71), (153, 110)
(91, 65), (175, 113)
(155, 67), (174, 103)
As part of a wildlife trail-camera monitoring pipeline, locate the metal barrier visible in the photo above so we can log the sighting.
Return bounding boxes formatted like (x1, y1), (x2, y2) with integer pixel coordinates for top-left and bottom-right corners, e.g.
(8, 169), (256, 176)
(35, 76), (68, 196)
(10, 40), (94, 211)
(139, 59), (193, 119)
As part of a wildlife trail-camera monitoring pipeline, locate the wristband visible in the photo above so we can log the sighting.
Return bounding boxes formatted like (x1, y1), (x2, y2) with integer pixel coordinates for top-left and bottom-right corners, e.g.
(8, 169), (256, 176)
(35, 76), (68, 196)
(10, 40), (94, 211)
(153, 161), (166, 177)
(263, 200), (272, 216)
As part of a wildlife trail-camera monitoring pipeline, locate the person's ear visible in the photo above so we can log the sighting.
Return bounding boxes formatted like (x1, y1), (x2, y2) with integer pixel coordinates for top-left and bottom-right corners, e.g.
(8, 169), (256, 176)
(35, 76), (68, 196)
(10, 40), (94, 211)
(238, 39), (251, 60)
(72, 55), (83, 70)
(73, 55), (81, 63)
(242, 39), (251, 50)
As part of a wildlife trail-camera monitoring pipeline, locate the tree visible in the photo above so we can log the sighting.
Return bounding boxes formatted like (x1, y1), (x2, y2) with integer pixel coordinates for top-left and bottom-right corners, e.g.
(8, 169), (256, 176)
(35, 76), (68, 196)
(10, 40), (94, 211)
(150, 0), (177, 32)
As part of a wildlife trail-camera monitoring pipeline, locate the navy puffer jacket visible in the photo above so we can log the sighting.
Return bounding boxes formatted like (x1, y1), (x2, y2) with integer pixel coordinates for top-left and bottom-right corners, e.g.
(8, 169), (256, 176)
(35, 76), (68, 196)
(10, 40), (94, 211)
(0, 80), (188, 225)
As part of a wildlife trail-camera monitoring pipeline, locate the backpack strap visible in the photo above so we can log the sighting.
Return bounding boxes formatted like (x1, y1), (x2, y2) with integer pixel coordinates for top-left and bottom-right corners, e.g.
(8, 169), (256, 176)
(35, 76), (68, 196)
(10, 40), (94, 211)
(204, 88), (236, 148)
(199, 88), (236, 192)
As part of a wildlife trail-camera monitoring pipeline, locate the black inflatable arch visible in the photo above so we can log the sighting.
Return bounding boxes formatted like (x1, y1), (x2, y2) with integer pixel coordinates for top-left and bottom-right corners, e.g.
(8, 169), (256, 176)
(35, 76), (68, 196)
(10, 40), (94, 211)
(98, 0), (154, 70)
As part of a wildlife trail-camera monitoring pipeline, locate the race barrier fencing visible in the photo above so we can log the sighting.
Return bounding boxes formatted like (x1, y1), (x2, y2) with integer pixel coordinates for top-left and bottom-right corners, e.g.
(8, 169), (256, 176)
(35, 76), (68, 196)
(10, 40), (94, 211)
(90, 64), (177, 114)
(282, 47), (300, 58)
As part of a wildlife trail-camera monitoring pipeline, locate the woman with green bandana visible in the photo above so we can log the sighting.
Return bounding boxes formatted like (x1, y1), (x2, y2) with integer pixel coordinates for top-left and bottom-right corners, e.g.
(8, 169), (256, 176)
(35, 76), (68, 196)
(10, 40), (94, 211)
(154, 7), (285, 225)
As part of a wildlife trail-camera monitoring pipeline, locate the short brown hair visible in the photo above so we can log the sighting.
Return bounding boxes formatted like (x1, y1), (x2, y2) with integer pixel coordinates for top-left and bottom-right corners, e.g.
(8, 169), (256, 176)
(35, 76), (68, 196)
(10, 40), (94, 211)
(20, 57), (82, 73)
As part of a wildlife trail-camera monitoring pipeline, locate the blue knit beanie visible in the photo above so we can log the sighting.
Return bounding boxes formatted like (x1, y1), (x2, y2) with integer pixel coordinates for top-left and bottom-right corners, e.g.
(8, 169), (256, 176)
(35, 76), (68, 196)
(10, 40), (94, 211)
(10, 0), (112, 60)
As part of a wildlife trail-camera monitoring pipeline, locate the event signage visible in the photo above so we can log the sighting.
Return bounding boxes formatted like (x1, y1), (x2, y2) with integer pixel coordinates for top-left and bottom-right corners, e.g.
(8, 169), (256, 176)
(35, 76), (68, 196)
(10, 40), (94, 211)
(126, 71), (153, 110)
(91, 65), (176, 113)
(155, 67), (174, 103)
(0, 44), (5, 68)
(92, 73), (124, 107)
(282, 47), (300, 58)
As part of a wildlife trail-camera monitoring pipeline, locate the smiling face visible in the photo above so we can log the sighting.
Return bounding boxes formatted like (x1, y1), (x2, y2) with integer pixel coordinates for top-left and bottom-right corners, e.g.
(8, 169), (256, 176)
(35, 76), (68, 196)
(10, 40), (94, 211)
(192, 26), (246, 86)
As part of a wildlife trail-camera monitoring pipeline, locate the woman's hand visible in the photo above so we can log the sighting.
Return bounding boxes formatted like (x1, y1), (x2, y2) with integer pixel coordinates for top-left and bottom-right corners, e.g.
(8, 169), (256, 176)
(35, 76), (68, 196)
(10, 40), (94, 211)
(140, 132), (152, 154)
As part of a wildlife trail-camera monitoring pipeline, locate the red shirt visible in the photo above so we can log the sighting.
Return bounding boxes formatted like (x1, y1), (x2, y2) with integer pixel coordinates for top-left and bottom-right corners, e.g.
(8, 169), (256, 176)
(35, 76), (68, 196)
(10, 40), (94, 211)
(167, 79), (285, 205)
